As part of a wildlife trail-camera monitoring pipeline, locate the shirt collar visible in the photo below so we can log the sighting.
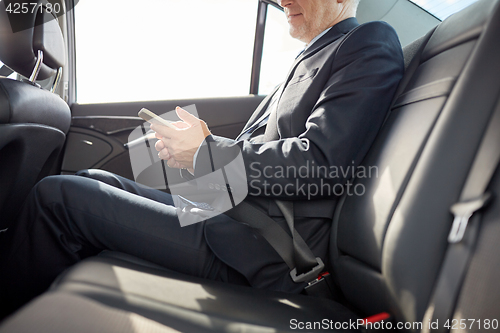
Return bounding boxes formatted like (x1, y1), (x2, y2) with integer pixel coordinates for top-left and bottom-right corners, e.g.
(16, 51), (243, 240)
(304, 27), (333, 52)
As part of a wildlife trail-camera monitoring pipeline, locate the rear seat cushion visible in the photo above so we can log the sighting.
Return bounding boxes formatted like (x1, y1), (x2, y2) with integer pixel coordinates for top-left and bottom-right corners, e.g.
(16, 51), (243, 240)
(5, 255), (361, 332)
(0, 293), (182, 333)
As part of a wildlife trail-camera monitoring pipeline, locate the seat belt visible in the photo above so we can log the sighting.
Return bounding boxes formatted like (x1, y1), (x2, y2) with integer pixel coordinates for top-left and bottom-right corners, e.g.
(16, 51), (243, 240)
(222, 82), (326, 285)
(197, 140), (325, 285)
(224, 200), (325, 284)
(423, 97), (500, 333)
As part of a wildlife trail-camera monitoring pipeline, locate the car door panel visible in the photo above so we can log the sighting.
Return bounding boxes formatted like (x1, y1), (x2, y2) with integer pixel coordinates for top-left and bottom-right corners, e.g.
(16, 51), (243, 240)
(61, 96), (265, 179)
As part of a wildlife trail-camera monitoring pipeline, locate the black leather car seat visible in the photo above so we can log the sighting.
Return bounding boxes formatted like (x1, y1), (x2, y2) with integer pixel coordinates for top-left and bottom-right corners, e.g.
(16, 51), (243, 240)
(1, 0), (499, 332)
(0, 2), (71, 228)
(330, 0), (500, 323)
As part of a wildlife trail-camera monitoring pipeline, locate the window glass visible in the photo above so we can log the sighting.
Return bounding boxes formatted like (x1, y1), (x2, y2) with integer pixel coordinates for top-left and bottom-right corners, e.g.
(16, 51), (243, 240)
(75, 0), (258, 104)
(409, 0), (479, 20)
(259, 4), (303, 95)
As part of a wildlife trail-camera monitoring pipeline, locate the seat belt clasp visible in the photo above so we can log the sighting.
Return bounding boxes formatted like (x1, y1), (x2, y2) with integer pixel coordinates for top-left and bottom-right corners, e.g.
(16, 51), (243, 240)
(303, 271), (339, 299)
(290, 257), (325, 283)
(448, 193), (492, 244)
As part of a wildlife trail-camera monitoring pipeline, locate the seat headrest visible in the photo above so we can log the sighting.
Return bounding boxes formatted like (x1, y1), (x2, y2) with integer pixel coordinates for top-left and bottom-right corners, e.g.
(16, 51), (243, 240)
(0, 1), (65, 80)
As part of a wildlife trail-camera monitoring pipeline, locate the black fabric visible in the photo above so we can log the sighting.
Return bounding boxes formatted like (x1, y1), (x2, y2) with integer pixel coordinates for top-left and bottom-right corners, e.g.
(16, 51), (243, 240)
(194, 18), (403, 216)
(195, 21), (403, 287)
(0, 170), (247, 318)
(224, 201), (296, 269)
(226, 200), (319, 278)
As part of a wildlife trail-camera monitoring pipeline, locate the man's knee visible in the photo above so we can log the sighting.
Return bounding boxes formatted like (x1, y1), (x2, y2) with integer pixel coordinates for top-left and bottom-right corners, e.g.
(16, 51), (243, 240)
(35, 176), (74, 201)
(75, 169), (92, 178)
(75, 169), (106, 179)
(34, 175), (92, 207)
(75, 169), (115, 183)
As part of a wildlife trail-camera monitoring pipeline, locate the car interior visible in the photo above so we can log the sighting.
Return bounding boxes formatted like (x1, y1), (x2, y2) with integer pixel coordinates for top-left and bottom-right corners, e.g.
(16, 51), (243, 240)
(1, 0), (500, 332)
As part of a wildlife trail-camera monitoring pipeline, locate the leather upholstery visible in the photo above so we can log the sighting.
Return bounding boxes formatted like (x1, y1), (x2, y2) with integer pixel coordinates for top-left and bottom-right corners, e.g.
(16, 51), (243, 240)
(0, 0), (65, 80)
(1, 1), (500, 332)
(331, 0), (500, 323)
(49, 256), (360, 332)
(0, 2), (70, 228)
(0, 78), (70, 131)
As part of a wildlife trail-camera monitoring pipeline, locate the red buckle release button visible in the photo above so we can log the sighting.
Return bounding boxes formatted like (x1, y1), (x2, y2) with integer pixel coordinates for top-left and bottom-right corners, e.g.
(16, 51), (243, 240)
(363, 312), (391, 326)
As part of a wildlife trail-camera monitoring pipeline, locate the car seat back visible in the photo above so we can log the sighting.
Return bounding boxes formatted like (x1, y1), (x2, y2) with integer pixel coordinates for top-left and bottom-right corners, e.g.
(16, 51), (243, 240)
(329, 0), (500, 326)
(0, 2), (70, 228)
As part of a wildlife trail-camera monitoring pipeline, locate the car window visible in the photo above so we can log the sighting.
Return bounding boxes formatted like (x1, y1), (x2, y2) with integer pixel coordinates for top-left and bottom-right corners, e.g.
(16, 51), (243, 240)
(75, 0), (258, 104)
(259, 4), (303, 95)
(409, 0), (479, 20)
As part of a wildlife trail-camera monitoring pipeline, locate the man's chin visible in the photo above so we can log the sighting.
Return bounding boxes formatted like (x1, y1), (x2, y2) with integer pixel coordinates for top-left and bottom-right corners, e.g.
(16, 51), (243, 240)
(289, 27), (307, 43)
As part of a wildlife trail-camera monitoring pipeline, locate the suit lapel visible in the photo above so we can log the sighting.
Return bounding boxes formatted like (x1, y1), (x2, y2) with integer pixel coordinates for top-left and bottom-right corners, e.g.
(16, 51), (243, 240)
(237, 84), (281, 139)
(286, 18), (360, 86)
(263, 18), (360, 141)
(242, 18), (360, 142)
(303, 18), (358, 59)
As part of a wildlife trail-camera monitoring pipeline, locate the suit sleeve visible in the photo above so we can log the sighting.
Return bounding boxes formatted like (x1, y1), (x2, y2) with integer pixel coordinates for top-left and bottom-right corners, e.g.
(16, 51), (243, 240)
(194, 22), (404, 200)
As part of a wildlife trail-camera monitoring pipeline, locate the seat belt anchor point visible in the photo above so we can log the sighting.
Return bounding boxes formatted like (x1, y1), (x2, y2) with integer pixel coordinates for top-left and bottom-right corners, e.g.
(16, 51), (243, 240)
(448, 192), (492, 243)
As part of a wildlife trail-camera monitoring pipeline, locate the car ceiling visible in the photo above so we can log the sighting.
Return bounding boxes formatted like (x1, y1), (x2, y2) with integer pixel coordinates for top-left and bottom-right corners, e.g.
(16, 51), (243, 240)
(269, 0), (440, 46)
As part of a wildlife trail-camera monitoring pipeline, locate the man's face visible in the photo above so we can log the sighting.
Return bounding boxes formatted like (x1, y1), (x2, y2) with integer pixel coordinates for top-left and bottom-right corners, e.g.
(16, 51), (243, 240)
(279, 0), (342, 43)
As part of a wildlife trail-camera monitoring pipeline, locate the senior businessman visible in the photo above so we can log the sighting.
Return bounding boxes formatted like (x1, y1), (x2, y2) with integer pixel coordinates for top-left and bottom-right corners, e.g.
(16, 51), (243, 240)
(0, 0), (404, 317)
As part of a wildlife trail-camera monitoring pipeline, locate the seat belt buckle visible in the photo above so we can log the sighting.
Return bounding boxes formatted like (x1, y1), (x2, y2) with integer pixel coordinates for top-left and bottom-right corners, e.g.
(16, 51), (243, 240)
(448, 193), (492, 243)
(290, 257), (325, 283)
(304, 271), (339, 299)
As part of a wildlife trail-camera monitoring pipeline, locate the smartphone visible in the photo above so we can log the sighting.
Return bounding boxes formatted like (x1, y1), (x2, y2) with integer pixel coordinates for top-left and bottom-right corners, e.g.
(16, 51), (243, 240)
(138, 108), (177, 129)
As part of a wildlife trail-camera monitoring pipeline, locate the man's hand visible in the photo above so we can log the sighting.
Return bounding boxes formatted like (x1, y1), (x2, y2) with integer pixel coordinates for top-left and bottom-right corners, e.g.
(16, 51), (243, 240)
(152, 107), (211, 172)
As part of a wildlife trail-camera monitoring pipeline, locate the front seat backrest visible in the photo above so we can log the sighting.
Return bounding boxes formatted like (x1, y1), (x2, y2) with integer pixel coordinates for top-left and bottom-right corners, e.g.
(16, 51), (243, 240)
(0, 0), (71, 228)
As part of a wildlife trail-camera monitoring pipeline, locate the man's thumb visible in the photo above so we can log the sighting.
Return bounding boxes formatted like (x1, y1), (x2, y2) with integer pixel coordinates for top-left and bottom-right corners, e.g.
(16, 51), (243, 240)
(176, 107), (199, 126)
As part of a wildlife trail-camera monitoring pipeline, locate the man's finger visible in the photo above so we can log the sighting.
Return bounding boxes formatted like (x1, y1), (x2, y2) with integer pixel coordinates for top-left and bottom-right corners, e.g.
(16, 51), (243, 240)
(155, 139), (165, 152)
(172, 121), (190, 129)
(175, 107), (200, 126)
(150, 124), (173, 138)
(158, 148), (171, 160)
(166, 158), (183, 169)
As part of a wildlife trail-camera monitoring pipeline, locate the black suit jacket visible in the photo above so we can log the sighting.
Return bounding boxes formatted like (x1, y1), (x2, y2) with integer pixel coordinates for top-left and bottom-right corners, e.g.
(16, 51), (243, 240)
(193, 18), (404, 292)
